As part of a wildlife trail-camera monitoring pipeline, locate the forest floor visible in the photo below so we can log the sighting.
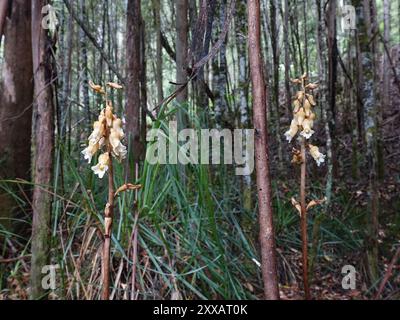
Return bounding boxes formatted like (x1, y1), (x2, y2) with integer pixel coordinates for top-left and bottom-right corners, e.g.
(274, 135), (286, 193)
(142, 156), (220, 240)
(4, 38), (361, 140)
(1, 174), (399, 300)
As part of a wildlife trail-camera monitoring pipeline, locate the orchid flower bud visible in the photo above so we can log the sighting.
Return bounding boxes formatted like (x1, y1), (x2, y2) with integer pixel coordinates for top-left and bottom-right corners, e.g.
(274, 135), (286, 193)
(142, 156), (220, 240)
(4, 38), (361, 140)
(306, 94), (316, 106)
(89, 121), (105, 145)
(309, 144), (326, 167)
(296, 108), (306, 126)
(81, 141), (99, 164)
(112, 118), (125, 139)
(293, 99), (301, 113)
(284, 119), (299, 142)
(304, 100), (312, 117)
(91, 152), (110, 178)
(110, 128), (127, 161)
(296, 91), (304, 101)
(300, 118), (315, 139)
(105, 105), (113, 127)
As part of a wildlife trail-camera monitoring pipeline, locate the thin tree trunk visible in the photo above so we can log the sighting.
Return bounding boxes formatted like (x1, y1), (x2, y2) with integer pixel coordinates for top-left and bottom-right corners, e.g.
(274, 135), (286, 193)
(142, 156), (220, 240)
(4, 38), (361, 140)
(214, 1), (228, 126)
(269, 0), (283, 170)
(292, 8), (304, 75)
(30, 0), (55, 300)
(191, 0), (215, 109)
(153, 0), (163, 104)
(58, 8), (73, 194)
(352, 0), (379, 284)
(327, 0), (338, 180)
(381, 0), (390, 178)
(325, 0), (335, 201)
(248, 0), (279, 300)
(126, 0), (142, 177)
(302, 0), (309, 74)
(310, 0), (333, 280)
(236, 0), (251, 211)
(79, 0), (90, 128)
(283, 0), (291, 118)
(176, 0), (188, 105)
(140, 18), (147, 161)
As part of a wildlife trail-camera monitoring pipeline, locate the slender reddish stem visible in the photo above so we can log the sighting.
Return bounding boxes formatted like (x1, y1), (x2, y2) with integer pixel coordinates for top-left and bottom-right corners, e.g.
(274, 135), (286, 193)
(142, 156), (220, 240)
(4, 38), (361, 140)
(102, 126), (114, 300)
(300, 136), (310, 300)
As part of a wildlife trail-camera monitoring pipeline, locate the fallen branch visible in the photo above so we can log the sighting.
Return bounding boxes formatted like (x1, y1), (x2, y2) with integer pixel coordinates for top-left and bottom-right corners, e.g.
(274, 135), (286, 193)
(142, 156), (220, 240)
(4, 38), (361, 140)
(374, 246), (400, 299)
(0, 255), (31, 264)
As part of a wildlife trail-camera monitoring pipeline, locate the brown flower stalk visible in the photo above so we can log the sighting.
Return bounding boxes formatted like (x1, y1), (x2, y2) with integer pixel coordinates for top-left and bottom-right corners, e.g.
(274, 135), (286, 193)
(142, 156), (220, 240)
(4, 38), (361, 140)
(101, 126), (114, 300)
(300, 135), (310, 299)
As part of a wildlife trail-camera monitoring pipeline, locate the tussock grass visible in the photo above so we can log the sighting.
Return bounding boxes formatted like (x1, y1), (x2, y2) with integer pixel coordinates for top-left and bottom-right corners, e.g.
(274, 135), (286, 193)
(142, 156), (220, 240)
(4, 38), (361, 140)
(0, 105), (378, 300)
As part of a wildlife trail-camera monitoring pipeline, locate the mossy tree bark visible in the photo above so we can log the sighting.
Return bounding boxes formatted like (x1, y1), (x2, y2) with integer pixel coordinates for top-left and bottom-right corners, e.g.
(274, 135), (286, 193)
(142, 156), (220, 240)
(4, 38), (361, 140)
(352, 0), (380, 284)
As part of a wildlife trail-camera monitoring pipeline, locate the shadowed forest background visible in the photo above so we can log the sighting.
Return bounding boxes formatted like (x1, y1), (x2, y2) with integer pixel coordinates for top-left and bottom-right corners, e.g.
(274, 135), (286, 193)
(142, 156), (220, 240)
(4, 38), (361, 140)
(0, 0), (400, 300)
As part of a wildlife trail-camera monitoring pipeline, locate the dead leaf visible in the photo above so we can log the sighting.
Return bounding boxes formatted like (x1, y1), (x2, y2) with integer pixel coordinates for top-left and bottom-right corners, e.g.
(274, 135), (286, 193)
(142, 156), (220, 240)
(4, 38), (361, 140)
(89, 81), (105, 94)
(306, 197), (327, 210)
(107, 82), (123, 89)
(291, 198), (302, 215)
(115, 183), (142, 197)
(306, 83), (319, 90)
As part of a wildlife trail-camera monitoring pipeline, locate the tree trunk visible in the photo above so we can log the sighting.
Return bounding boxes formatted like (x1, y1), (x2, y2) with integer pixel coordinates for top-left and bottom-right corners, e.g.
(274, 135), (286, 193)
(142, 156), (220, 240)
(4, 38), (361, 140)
(79, 0), (91, 128)
(176, 0), (189, 128)
(0, 0), (33, 234)
(140, 18), (147, 161)
(352, 0), (379, 284)
(325, 0), (335, 199)
(30, 0), (55, 300)
(309, 0), (333, 279)
(248, 0), (280, 300)
(190, 0), (215, 109)
(283, 0), (291, 118)
(153, 0), (163, 104)
(213, 1), (228, 127)
(381, 0), (390, 178)
(269, 0), (283, 171)
(302, 0), (309, 74)
(126, 0), (142, 176)
(236, 0), (251, 212)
